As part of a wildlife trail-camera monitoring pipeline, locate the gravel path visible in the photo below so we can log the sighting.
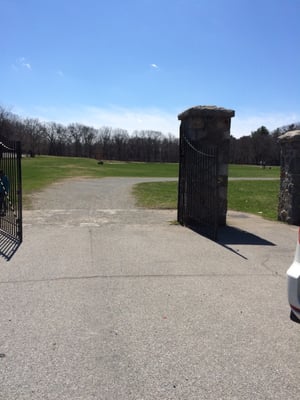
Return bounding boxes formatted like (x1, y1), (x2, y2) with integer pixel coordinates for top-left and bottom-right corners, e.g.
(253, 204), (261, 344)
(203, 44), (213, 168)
(30, 177), (177, 210)
(30, 176), (277, 210)
(26, 177), (178, 227)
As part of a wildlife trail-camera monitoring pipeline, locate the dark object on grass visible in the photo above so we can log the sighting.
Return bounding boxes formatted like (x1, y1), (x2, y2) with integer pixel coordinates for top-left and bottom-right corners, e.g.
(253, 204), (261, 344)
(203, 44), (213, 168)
(98, 160), (104, 165)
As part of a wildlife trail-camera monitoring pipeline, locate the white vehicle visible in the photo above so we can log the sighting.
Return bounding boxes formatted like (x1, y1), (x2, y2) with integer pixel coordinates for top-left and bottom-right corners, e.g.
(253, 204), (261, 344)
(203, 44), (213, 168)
(287, 227), (300, 322)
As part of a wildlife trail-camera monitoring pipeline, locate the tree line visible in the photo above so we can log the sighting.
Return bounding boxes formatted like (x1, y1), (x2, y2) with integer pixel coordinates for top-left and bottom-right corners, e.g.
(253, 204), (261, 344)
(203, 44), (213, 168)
(0, 106), (298, 164)
(0, 107), (179, 162)
(230, 123), (300, 165)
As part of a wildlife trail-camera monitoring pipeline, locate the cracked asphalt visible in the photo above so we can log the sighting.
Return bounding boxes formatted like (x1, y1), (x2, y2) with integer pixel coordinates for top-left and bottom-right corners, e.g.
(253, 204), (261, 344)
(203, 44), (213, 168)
(0, 177), (299, 400)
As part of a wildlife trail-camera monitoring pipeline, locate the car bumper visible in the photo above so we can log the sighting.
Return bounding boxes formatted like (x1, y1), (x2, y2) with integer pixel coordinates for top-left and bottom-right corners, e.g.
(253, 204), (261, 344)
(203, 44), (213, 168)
(287, 261), (300, 320)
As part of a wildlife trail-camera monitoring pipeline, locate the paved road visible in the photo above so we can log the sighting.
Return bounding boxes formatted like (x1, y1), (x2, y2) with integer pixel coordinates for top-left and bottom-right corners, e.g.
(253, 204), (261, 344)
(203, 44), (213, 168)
(0, 177), (299, 400)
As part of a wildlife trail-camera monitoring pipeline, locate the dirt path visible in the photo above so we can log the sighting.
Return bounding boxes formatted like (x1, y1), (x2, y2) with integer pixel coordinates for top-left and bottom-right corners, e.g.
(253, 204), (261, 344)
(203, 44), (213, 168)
(26, 177), (177, 227)
(29, 176), (278, 211)
(29, 177), (176, 210)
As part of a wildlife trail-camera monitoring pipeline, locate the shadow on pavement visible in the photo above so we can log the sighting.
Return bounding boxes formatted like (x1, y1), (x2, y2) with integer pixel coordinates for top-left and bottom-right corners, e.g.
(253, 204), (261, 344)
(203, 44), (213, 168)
(188, 224), (275, 260)
(218, 225), (275, 260)
(218, 225), (275, 246)
(0, 231), (21, 261)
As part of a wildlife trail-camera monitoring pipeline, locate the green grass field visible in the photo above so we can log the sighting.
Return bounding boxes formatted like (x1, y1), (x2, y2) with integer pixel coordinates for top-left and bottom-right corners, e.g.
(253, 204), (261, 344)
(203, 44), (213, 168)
(22, 156), (281, 220)
(228, 164), (279, 178)
(22, 156), (179, 193)
(132, 180), (280, 220)
(228, 180), (280, 220)
(22, 156), (178, 206)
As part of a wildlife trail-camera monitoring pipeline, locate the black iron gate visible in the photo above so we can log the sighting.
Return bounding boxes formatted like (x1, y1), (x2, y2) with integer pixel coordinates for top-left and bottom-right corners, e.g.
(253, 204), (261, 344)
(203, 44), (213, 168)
(0, 135), (22, 255)
(178, 135), (219, 240)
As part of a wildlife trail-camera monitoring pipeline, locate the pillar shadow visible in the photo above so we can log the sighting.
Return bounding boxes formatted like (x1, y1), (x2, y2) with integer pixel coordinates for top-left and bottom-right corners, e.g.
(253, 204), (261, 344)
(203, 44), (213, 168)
(188, 224), (275, 260)
(217, 225), (275, 259)
(0, 231), (21, 261)
(217, 225), (275, 246)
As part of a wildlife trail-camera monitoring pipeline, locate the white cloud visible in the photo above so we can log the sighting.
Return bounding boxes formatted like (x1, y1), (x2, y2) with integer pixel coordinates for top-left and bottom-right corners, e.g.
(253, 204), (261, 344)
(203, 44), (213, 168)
(23, 63), (31, 70)
(26, 105), (181, 135)
(75, 106), (180, 134)
(150, 63), (159, 69)
(16, 104), (300, 139)
(231, 111), (300, 137)
(20, 57), (31, 70)
(13, 57), (32, 71)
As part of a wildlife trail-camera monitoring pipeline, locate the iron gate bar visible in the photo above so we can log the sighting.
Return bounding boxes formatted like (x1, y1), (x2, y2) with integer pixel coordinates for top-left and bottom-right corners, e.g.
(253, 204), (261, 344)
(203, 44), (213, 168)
(178, 134), (219, 241)
(0, 135), (22, 246)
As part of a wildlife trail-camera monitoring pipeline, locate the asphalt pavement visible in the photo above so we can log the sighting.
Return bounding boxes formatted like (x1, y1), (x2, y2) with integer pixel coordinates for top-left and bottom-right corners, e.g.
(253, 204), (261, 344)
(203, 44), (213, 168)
(0, 177), (299, 400)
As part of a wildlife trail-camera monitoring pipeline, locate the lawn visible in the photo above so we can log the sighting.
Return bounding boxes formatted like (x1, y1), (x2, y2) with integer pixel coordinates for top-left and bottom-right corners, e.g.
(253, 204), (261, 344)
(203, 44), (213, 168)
(132, 181), (177, 209)
(133, 179), (280, 220)
(228, 180), (280, 220)
(22, 156), (281, 220)
(132, 165), (281, 220)
(228, 164), (280, 178)
(22, 156), (178, 204)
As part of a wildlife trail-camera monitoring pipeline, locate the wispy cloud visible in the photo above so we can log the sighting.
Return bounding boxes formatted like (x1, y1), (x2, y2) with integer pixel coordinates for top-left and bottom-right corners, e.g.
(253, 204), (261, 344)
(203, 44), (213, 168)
(19, 57), (32, 70)
(14, 104), (300, 139)
(56, 70), (64, 77)
(231, 111), (300, 137)
(25, 105), (180, 135)
(150, 63), (159, 69)
(82, 106), (178, 133)
(12, 57), (32, 71)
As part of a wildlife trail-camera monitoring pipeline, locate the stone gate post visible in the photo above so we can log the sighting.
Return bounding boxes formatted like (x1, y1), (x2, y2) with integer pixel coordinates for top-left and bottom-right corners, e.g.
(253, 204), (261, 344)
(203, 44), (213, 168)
(178, 105), (235, 229)
(278, 130), (300, 225)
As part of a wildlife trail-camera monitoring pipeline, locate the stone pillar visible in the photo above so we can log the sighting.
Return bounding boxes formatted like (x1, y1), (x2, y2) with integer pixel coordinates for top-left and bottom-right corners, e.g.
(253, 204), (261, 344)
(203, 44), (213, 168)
(178, 105), (235, 226)
(278, 130), (300, 225)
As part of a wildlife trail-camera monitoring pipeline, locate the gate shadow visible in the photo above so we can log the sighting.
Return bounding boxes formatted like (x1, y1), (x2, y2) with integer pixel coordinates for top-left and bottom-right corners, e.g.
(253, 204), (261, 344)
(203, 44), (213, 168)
(188, 224), (275, 260)
(0, 231), (21, 261)
(218, 225), (275, 260)
(217, 225), (275, 246)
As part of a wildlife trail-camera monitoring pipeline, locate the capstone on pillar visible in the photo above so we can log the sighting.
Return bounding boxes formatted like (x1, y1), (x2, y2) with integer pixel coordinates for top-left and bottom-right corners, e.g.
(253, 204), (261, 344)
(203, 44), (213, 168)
(177, 105), (235, 227)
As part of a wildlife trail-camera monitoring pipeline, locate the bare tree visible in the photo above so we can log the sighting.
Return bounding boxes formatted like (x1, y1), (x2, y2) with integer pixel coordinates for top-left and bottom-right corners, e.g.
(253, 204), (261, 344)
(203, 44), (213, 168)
(22, 118), (48, 156)
(81, 125), (97, 158)
(67, 123), (83, 157)
(0, 106), (180, 162)
(98, 127), (113, 160)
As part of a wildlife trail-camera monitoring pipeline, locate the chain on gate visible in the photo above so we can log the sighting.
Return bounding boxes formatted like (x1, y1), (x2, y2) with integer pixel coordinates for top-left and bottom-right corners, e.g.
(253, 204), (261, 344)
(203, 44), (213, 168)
(178, 134), (218, 240)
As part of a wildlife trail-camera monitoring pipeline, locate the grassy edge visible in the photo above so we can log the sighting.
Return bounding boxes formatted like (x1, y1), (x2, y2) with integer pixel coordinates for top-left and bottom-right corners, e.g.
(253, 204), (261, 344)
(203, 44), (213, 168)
(132, 180), (280, 221)
(22, 157), (281, 220)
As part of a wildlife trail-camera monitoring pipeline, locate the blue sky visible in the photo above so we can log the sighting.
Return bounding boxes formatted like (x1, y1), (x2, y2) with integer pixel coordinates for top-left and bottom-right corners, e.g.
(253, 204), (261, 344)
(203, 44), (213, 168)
(1, 0), (299, 138)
